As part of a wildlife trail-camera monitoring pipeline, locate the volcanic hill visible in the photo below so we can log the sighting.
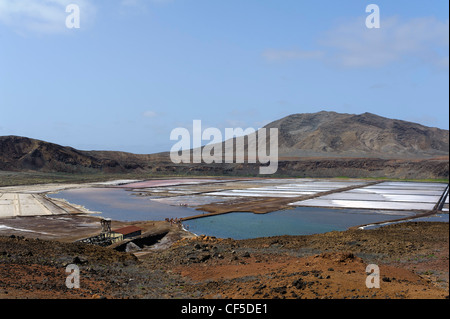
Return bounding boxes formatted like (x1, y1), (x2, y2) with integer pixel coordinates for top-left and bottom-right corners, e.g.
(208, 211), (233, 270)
(0, 111), (448, 179)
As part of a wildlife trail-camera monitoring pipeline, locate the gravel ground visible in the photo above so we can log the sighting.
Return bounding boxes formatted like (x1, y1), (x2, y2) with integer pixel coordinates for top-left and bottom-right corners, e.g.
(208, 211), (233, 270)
(0, 221), (448, 299)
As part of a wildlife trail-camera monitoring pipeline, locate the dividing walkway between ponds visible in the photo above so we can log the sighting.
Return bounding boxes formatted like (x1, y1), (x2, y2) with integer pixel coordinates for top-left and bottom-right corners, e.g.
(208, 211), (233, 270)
(182, 180), (381, 220)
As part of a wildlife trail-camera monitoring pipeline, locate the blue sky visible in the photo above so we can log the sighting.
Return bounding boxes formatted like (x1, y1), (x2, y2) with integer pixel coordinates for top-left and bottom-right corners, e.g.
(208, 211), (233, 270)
(1, 0), (448, 153)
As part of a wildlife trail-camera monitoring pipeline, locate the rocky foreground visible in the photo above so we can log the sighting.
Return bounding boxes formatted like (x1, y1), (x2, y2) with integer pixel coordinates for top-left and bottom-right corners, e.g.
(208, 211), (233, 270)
(0, 221), (448, 299)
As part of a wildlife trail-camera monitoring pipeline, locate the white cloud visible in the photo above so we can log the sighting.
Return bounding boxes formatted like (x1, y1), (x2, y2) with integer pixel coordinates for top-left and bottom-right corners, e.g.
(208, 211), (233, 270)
(263, 16), (449, 71)
(0, 0), (96, 34)
(262, 49), (325, 62)
(320, 16), (449, 70)
(120, 0), (172, 8)
(142, 110), (158, 118)
(121, 0), (140, 6)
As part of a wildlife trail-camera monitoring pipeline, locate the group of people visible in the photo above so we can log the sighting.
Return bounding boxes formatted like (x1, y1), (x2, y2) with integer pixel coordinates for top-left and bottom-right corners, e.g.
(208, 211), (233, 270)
(165, 217), (182, 226)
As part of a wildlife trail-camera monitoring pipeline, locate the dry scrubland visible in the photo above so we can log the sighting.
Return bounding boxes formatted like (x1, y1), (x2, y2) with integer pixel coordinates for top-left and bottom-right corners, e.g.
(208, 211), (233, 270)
(0, 221), (448, 299)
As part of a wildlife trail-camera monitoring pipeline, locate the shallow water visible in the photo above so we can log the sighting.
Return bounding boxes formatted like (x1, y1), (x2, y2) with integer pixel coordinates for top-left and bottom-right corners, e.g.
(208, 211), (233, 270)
(48, 187), (444, 239)
(182, 207), (416, 239)
(48, 188), (198, 221)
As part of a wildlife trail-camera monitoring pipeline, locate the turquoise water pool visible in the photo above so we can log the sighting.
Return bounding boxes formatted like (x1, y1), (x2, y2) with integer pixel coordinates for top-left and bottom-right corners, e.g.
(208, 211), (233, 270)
(182, 207), (416, 239)
(48, 187), (442, 239)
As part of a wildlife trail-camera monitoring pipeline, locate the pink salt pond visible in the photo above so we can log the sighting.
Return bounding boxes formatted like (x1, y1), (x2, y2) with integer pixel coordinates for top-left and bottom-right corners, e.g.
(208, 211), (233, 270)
(116, 179), (225, 189)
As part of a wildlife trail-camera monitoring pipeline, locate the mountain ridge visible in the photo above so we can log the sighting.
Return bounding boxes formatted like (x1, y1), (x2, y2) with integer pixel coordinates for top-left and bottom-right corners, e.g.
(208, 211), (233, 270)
(0, 111), (448, 179)
(262, 111), (449, 159)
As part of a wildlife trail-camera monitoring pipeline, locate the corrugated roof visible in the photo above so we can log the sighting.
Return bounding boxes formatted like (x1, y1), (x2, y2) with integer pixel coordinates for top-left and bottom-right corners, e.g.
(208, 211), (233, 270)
(112, 226), (143, 235)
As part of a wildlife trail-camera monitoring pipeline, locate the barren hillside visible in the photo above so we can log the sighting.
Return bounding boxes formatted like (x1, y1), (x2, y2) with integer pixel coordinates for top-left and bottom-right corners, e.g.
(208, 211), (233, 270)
(0, 111), (448, 179)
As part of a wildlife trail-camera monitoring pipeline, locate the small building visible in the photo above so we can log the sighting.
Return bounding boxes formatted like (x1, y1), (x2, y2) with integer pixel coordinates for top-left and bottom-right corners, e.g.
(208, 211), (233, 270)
(112, 226), (143, 240)
(105, 231), (123, 243)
